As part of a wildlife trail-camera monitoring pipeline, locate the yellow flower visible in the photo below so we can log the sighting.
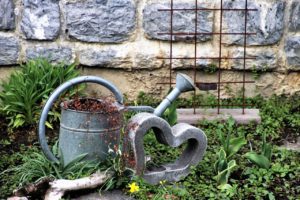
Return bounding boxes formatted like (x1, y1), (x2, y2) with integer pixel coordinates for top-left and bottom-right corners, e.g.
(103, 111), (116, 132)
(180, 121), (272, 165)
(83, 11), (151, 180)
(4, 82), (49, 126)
(128, 182), (140, 193)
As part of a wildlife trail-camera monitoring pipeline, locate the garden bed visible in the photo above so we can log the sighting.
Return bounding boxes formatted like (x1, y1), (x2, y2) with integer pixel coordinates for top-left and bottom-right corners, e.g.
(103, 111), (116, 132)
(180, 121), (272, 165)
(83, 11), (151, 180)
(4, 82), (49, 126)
(0, 94), (299, 199)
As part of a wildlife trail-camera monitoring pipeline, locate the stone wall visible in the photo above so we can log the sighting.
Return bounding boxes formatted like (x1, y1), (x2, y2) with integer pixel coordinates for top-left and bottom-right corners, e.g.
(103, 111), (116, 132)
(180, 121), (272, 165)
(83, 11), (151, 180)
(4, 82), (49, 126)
(0, 0), (299, 100)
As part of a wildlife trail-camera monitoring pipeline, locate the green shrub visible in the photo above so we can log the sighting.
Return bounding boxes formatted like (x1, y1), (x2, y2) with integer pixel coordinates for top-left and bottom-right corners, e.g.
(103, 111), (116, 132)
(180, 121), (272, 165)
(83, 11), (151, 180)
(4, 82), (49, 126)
(0, 58), (81, 129)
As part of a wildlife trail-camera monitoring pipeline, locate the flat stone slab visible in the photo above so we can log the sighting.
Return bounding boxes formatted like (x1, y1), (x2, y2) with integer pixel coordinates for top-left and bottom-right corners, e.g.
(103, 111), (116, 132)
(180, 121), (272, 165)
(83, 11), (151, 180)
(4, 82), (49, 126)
(72, 190), (134, 200)
(280, 137), (300, 152)
(177, 108), (261, 125)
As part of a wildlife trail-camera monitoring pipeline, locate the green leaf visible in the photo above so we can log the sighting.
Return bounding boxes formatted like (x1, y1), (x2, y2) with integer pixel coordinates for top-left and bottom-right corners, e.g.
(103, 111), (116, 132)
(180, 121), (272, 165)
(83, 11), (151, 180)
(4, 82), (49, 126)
(13, 117), (25, 128)
(215, 160), (237, 186)
(227, 136), (247, 159)
(245, 152), (270, 169)
(263, 143), (272, 161)
(217, 183), (232, 190)
(63, 153), (88, 171)
(45, 121), (53, 129)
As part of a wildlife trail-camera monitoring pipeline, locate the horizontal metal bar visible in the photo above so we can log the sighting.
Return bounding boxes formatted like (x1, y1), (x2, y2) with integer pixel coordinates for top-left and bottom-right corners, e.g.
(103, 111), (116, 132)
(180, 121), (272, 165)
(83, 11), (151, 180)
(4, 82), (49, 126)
(157, 56), (257, 60)
(157, 32), (256, 36)
(158, 8), (258, 11)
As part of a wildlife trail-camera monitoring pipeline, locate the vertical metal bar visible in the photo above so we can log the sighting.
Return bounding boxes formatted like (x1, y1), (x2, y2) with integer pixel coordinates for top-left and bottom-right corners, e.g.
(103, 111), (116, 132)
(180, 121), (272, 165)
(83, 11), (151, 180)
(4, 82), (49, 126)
(217, 0), (223, 114)
(169, 0), (174, 89)
(193, 0), (198, 114)
(242, 0), (248, 114)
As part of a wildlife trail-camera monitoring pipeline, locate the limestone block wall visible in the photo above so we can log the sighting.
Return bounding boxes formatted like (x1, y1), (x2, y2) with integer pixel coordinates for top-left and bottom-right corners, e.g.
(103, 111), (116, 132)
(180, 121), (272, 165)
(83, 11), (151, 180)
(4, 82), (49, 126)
(0, 0), (299, 100)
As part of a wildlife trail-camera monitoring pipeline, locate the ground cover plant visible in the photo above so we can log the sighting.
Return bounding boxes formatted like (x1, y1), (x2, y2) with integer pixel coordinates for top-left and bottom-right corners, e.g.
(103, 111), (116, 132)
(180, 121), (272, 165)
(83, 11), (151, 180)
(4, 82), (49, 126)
(0, 82), (299, 199)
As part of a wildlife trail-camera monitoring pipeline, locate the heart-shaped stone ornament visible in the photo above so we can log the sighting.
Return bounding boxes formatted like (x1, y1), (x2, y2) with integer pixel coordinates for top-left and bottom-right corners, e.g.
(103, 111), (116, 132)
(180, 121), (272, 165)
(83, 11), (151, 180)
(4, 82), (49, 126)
(123, 112), (207, 184)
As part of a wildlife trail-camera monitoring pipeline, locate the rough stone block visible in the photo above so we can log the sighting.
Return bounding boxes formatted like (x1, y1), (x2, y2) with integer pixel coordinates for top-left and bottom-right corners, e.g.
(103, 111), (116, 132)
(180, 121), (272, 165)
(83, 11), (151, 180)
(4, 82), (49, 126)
(79, 49), (117, 67)
(21, 0), (60, 40)
(231, 50), (277, 71)
(0, 0), (15, 30)
(289, 1), (300, 32)
(65, 0), (136, 43)
(0, 36), (19, 65)
(285, 37), (300, 71)
(26, 46), (73, 64)
(223, 0), (285, 45)
(143, 3), (213, 42)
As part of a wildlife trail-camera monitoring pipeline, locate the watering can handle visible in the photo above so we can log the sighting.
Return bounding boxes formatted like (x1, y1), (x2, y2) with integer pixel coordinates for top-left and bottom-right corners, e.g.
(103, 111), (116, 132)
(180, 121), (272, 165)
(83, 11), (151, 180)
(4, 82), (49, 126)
(38, 76), (124, 163)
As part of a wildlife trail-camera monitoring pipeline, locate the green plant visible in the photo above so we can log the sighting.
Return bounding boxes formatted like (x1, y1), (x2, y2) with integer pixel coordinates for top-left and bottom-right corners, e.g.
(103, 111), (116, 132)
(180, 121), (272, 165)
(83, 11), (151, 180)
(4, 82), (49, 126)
(1, 143), (100, 186)
(204, 63), (218, 74)
(213, 118), (246, 188)
(163, 101), (177, 126)
(136, 91), (159, 107)
(244, 132), (272, 169)
(214, 149), (237, 189)
(216, 118), (247, 159)
(100, 147), (133, 191)
(0, 58), (81, 129)
(251, 64), (267, 80)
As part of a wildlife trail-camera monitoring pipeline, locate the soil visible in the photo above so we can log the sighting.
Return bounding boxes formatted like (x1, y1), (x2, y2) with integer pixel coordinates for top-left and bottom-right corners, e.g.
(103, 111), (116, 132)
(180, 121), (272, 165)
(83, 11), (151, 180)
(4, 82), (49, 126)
(0, 116), (58, 154)
(64, 98), (119, 114)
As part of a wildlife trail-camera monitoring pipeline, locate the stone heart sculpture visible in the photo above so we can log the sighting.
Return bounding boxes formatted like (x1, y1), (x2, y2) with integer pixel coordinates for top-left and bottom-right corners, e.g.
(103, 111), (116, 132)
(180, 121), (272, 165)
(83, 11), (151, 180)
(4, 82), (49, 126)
(123, 112), (207, 184)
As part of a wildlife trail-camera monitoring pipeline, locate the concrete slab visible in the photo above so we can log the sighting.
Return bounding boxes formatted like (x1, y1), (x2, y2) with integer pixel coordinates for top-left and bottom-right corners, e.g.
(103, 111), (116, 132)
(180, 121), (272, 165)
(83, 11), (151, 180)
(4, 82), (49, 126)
(177, 108), (261, 125)
(72, 190), (134, 200)
(280, 137), (300, 152)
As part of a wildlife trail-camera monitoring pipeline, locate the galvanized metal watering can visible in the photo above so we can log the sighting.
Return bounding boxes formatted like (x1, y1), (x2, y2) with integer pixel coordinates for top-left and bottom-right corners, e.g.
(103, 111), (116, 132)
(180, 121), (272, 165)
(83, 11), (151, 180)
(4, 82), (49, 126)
(38, 74), (197, 166)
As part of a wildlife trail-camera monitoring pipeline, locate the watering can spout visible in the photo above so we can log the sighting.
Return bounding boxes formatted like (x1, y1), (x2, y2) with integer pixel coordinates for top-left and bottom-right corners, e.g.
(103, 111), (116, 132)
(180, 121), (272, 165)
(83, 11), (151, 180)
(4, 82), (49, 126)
(176, 73), (195, 93)
(154, 73), (195, 117)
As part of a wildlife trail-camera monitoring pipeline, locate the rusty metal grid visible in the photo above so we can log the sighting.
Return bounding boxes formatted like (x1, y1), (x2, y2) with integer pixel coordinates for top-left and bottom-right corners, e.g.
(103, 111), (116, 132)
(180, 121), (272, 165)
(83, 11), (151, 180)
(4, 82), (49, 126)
(156, 0), (257, 114)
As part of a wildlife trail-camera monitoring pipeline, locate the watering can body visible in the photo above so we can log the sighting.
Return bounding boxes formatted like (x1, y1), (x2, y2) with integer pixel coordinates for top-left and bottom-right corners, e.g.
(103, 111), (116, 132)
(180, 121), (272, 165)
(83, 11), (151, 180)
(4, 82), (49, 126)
(59, 99), (122, 165)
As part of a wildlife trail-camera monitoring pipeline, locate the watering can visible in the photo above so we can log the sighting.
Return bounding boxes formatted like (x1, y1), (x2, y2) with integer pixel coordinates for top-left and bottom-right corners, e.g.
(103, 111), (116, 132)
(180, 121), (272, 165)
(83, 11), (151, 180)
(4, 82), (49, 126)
(38, 74), (195, 165)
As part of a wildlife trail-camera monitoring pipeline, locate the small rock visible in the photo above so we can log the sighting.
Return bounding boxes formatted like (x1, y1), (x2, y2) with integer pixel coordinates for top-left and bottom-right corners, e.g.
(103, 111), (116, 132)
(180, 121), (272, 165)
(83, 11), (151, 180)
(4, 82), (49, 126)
(289, 1), (300, 31)
(79, 49), (117, 67)
(65, 0), (136, 43)
(143, 3), (213, 42)
(21, 0), (60, 40)
(0, 0), (15, 30)
(0, 36), (19, 65)
(285, 37), (300, 71)
(78, 49), (132, 69)
(133, 53), (165, 70)
(26, 46), (73, 64)
(223, 0), (285, 45)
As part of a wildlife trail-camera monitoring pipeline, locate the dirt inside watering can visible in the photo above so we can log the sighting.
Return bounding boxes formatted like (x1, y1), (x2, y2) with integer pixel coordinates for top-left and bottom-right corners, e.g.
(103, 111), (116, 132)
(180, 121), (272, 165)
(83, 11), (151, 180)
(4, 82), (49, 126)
(63, 98), (119, 114)
(62, 97), (123, 129)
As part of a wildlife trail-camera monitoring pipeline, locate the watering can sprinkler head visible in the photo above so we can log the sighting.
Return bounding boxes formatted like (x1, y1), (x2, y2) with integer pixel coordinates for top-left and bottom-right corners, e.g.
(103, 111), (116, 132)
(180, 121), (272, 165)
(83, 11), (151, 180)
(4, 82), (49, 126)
(176, 73), (195, 93)
(154, 73), (195, 117)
